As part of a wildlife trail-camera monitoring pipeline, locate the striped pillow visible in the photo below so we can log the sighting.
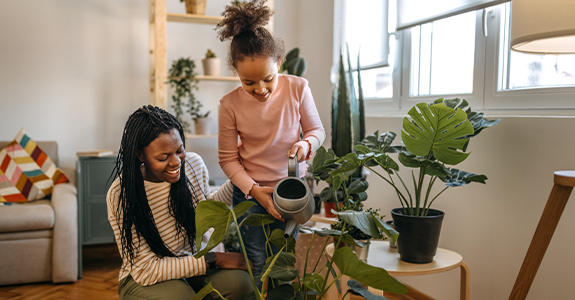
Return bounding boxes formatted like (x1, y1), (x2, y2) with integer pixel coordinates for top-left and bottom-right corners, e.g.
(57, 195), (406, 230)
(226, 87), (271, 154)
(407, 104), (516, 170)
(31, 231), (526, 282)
(0, 128), (69, 203)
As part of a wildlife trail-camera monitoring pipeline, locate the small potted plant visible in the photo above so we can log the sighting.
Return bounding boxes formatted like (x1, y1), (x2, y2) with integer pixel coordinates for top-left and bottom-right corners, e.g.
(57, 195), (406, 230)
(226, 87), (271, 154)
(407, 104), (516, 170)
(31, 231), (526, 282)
(181, 0), (206, 15)
(168, 57), (210, 134)
(202, 48), (220, 77)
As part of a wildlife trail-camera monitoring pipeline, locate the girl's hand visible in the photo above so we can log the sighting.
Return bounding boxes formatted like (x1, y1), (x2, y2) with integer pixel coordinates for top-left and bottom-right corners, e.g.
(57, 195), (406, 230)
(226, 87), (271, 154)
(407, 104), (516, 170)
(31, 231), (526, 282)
(287, 141), (309, 162)
(214, 252), (254, 271)
(249, 185), (285, 221)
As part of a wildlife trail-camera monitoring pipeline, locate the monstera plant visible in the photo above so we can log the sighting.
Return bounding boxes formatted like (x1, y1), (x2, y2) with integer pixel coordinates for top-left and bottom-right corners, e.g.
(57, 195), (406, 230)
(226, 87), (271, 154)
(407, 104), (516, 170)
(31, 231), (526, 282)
(313, 98), (500, 263)
(190, 200), (407, 300)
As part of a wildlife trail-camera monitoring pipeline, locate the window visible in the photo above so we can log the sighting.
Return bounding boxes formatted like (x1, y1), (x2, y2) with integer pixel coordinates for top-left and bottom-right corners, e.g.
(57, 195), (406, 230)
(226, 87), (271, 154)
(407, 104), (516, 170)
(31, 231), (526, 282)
(336, 1), (575, 115)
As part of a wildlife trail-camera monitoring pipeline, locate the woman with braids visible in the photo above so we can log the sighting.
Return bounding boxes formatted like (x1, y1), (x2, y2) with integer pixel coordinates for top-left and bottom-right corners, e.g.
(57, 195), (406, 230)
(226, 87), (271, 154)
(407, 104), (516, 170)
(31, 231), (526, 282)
(216, 0), (326, 289)
(107, 105), (253, 300)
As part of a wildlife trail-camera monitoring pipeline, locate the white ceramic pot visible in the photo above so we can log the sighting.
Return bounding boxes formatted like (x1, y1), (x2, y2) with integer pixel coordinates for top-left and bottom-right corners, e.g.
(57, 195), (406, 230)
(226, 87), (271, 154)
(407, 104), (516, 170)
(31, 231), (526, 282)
(202, 58), (221, 76)
(194, 117), (211, 135)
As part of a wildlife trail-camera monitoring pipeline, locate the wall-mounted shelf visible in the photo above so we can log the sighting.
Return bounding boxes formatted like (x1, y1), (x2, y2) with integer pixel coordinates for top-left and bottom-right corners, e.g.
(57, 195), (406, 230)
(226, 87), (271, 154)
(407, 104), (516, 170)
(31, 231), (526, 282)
(167, 13), (222, 24)
(196, 75), (239, 82)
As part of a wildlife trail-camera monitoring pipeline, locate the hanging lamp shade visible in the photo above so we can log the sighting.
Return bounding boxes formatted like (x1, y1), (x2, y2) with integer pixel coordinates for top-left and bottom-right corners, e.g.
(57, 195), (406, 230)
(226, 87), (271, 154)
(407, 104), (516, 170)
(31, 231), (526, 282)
(511, 0), (575, 54)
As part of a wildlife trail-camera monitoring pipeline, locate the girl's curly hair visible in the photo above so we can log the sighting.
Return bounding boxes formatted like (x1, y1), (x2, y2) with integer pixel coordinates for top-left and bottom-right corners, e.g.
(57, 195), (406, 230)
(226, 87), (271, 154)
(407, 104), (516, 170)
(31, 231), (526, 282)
(216, 0), (285, 69)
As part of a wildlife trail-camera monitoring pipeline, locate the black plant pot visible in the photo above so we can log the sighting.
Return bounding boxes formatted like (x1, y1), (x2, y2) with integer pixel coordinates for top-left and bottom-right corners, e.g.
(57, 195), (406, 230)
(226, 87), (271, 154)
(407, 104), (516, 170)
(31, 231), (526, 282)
(391, 208), (445, 264)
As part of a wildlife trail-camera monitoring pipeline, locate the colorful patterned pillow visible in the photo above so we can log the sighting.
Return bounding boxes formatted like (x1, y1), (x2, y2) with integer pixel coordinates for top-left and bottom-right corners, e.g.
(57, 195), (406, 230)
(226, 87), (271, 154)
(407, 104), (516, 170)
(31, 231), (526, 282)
(0, 128), (69, 203)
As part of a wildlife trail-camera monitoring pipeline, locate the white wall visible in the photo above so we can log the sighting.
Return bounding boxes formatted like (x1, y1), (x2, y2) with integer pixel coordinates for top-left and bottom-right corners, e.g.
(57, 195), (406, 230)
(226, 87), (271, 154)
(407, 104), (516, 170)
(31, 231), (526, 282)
(1, 1), (574, 299)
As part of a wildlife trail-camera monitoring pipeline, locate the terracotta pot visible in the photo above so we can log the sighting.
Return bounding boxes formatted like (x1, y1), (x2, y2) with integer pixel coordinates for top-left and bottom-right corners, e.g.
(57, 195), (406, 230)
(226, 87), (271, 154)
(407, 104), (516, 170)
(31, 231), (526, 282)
(194, 117), (211, 135)
(184, 0), (206, 15)
(324, 202), (342, 218)
(202, 58), (221, 76)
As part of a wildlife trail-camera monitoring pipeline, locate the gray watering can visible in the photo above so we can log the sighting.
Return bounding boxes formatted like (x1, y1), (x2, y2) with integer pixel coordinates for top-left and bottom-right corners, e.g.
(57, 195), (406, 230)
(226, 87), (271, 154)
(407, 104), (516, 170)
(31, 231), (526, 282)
(273, 156), (315, 239)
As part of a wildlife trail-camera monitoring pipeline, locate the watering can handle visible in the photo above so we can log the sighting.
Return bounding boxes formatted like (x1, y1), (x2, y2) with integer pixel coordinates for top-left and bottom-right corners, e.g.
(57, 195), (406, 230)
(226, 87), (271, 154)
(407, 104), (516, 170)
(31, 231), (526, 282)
(288, 156), (298, 178)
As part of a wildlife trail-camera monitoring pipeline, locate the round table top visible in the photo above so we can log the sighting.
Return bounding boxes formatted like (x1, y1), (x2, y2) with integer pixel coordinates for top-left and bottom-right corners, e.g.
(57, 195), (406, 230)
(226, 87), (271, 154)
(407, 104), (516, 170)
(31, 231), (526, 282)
(326, 240), (463, 276)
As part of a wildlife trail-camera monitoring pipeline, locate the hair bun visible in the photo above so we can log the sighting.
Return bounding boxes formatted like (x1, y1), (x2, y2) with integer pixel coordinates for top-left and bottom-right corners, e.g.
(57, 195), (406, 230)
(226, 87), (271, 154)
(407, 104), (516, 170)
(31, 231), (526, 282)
(216, 0), (273, 41)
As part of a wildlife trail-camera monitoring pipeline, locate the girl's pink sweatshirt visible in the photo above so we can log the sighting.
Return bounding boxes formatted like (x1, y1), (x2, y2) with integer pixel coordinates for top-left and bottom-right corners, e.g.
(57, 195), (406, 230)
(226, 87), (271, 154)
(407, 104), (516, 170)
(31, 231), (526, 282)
(218, 74), (325, 195)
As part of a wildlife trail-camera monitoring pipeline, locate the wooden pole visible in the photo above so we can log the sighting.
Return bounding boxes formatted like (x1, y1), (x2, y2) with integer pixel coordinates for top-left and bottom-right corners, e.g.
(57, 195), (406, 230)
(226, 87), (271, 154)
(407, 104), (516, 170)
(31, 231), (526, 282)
(149, 0), (167, 109)
(509, 171), (575, 300)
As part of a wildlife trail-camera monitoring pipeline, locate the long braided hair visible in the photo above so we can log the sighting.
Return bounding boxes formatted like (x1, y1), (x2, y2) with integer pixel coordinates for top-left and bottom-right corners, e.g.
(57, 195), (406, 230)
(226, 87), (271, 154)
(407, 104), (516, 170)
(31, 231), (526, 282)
(111, 105), (198, 264)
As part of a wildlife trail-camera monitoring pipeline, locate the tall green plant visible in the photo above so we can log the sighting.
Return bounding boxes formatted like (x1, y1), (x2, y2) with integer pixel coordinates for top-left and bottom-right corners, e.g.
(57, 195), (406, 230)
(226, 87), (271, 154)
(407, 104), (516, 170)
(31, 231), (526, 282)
(331, 47), (365, 158)
(167, 57), (210, 133)
(280, 48), (308, 77)
(191, 200), (406, 300)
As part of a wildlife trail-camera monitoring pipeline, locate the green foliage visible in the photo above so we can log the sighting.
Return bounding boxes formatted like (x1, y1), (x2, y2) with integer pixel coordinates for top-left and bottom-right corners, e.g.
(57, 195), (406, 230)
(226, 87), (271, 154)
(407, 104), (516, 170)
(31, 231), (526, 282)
(230, 0), (247, 6)
(194, 200), (407, 299)
(280, 48), (308, 77)
(205, 48), (217, 59)
(167, 57), (210, 133)
(331, 46), (365, 158)
(315, 98), (500, 216)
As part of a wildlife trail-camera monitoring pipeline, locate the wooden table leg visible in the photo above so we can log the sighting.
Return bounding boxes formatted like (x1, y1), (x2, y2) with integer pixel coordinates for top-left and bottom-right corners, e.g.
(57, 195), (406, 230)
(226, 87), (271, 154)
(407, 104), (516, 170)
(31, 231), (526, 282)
(460, 261), (470, 300)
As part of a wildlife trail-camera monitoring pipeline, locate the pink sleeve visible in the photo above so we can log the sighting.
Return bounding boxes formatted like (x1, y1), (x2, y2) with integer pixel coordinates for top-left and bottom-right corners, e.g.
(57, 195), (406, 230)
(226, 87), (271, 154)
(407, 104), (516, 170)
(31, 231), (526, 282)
(299, 82), (326, 150)
(218, 100), (256, 195)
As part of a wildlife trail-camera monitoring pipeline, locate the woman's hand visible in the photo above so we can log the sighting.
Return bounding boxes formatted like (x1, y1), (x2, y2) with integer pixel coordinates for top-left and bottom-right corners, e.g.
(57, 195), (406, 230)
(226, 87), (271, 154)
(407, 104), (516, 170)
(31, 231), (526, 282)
(213, 252), (254, 272)
(249, 185), (284, 221)
(287, 141), (310, 162)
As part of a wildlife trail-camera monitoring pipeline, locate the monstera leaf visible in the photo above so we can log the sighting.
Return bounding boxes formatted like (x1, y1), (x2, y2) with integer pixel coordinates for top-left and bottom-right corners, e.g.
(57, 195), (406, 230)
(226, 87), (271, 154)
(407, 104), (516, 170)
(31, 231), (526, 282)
(441, 168), (488, 187)
(402, 102), (474, 165)
(398, 152), (450, 178)
(261, 252), (298, 282)
(194, 200), (254, 258)
(333, 247), (408, 294)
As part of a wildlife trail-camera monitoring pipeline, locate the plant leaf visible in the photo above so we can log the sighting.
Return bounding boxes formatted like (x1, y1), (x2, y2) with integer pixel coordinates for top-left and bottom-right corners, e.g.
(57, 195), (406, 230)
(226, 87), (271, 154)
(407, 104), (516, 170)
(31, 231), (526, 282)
(299, 226), (368, 247)
(239, 213), (276, 227)
(348, 179), (369, 194)
(301, 273), (325, 293)
(269, 229), (296, 253)
(401, 102), (474, 165)
(261, 251), (298, 282)
(373, 218), (399, 243)
(398, 152), (449, 177)
(194, 200), (254, 258)
(333, 210), (382, 239)
(347, 280), (391, 300)
(333, 247), (408, 294)
(266, 284), (296, 300)
(440, 168), (488, 187)
(191, 281), (225, 300)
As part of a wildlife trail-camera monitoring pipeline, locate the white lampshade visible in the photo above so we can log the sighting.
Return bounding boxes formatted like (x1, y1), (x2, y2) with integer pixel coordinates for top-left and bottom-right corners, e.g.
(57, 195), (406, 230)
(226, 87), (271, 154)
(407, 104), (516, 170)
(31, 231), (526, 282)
(511, 0), (575, 54)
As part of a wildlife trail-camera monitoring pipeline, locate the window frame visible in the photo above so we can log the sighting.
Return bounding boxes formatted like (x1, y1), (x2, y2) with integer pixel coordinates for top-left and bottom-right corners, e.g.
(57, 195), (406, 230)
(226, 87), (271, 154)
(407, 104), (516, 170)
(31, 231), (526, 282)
(338, 2), (575, 117)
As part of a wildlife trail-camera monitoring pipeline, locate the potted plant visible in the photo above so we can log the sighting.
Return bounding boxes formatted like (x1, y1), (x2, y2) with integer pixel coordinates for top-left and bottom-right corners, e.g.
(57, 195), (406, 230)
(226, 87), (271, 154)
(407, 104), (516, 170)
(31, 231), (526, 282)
(181, 0), (206, 15)
(190, 200), (406, 299)
(168, 57), (210, 134)
(279, 48), (308, 77)
(318, 98), (500, 263)
(202, 48), (221, 77)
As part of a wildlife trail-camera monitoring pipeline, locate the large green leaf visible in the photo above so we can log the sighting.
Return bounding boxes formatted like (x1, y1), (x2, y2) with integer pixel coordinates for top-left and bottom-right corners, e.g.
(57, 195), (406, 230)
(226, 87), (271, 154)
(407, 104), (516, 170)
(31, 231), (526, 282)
(332, 54), (353, 157)
(269, 229), (296, 253)
(398, 152), (450, 177)
(441, 168), (488, 187)
(299, 227), (368, 247)
(347, 280), (391, 300)
(347, 179), (369, 194)
(301, 273), (325, 293)
(333, 210), (382, 239)
(239, 213), (276, 227)
(402, 102), (474, 165)
(261, 252), (298, 282)
(373, 218), (399, 243)
(191, 281), (224, 300)
(266, 284), (296, 300)
(333, 247), (408, 294)
(194, 200), (254, 258)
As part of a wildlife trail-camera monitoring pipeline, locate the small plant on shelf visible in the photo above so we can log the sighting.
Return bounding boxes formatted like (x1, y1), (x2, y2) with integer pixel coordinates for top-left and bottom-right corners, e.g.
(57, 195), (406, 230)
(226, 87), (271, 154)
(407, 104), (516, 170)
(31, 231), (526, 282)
(167, 57), (210, 133)
(205, 48), (216, 59)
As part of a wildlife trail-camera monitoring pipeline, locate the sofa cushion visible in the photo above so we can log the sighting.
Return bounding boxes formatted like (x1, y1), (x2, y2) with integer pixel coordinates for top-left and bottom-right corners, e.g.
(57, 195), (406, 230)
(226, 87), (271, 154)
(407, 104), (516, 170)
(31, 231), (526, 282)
(0, 128), (68, 203)
(0, 200), (55, 232)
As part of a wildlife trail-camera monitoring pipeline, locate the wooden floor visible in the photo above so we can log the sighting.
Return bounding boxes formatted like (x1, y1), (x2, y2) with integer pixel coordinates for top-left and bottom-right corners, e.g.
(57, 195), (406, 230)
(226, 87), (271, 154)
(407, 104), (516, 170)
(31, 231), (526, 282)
(0, 244), (122, 300)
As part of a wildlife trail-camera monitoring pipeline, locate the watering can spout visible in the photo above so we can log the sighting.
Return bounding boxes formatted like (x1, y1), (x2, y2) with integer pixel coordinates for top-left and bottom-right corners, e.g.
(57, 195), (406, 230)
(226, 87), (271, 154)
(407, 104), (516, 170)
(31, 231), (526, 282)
(284, 219), (297, 239)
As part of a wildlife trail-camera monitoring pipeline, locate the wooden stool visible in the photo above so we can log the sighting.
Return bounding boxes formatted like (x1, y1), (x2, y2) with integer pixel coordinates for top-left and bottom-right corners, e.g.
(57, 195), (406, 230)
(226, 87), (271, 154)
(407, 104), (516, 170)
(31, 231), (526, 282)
(509, 171), (575, 300)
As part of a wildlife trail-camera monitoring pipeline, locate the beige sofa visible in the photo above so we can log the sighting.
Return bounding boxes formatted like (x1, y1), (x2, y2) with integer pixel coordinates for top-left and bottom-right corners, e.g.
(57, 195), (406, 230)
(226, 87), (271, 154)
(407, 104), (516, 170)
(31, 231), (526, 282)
(0, 141), (78, 285)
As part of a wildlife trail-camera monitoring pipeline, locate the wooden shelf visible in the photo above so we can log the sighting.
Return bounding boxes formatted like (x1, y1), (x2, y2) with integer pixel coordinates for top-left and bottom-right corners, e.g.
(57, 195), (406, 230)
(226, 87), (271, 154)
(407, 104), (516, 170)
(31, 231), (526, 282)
(184, 133), (218, 139)
(196, 75), (240, 82)
(167, 13), (222, 25)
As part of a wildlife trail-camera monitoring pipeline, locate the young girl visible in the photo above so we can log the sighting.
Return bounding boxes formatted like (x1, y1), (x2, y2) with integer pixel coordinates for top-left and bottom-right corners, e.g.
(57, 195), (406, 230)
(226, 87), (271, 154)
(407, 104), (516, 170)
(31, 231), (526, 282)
(107, 105), (253, 300)
(216, 0), (326, 288)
